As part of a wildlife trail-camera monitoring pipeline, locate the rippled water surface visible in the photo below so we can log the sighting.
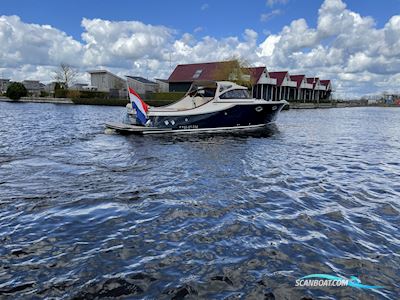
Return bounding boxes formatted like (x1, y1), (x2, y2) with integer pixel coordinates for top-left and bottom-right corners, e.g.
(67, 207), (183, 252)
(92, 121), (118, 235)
(0, 102), (399, 299)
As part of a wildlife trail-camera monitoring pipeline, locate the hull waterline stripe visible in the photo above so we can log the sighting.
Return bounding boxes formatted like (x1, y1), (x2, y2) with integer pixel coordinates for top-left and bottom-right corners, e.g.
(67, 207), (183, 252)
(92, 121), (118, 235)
(140, 123), (271, 135)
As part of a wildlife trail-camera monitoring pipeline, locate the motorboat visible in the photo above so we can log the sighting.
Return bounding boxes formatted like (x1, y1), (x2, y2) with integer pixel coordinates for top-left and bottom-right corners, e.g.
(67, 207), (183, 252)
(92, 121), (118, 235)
(105, 81), (287, 134)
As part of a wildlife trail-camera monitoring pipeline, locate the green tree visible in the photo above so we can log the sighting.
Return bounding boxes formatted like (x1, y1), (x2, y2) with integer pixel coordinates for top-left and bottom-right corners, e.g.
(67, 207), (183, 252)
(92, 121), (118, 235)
(6, 82), (28, 100)
(212, 58), (254, 88)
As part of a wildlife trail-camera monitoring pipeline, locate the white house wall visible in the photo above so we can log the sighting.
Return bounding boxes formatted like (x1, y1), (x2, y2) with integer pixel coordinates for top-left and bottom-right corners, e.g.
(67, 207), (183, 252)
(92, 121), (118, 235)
(127, 78), (158, 95)
(91, 73), (126, 92)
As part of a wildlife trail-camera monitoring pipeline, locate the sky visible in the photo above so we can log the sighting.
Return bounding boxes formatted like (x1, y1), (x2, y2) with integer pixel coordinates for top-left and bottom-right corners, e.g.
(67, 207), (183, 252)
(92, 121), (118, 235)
(1, 0), (400, 98)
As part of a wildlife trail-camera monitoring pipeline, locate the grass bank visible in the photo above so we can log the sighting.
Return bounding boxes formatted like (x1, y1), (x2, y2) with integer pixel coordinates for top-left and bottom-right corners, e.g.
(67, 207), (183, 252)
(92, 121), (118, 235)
(71, 91), (185, 107)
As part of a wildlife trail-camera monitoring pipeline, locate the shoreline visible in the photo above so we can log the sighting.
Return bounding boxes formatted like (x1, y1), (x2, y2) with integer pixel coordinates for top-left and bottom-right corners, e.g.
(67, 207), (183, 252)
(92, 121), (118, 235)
(0, 96), (73, 104)
(0, 96), (397, 109)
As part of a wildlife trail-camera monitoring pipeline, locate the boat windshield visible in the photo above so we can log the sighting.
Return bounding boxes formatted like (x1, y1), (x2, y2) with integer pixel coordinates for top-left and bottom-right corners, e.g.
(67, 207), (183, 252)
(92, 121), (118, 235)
(220, 89), (250, 99)
(187, 81), (217, 97)
(188, 87), (216, 98)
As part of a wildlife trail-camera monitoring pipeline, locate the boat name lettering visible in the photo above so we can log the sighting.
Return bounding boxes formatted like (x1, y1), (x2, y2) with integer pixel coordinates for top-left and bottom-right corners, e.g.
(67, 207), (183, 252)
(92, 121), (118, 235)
(179, 125), (199, 129)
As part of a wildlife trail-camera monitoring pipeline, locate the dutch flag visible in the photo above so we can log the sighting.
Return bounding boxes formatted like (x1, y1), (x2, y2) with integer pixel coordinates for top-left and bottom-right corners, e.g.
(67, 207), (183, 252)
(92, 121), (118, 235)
(128, 87), (149, 125)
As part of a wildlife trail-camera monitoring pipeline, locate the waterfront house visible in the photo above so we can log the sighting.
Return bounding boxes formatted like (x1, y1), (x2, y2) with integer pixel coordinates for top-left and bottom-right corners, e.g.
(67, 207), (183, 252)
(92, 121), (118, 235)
(306, 77), (326, 102)
(126, 76), (158, 95)
(167, 61), (333, 102)
(320, 80), (332, 100)
(70, 83), (89, 90)
(0, 79), (10, 94)
(44, 81), (70, 96)
(290, 75), (314, 102)
(168, 61), (249, 92)
(22, 80), (45, 97)
(248, 67), (277, 101)
(268, 72), (297, 101)
(44, 82), (57, 96)
(88, 70), (127, 98)
(155, 79), (169, 93)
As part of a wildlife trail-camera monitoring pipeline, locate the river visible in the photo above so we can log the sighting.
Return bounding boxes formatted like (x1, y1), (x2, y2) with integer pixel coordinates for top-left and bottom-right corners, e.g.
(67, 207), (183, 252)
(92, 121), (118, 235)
(0, 102), (399, 299)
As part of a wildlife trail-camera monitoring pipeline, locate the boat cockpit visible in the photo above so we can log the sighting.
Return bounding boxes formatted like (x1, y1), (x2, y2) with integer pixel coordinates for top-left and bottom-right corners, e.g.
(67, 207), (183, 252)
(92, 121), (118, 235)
(128, 81), (252, 114)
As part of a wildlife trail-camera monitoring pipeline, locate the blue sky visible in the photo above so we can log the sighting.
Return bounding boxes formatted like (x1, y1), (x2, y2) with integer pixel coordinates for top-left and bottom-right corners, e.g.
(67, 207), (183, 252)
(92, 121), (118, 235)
(2, 0), (398, 41)
(1, 0), (400, 98)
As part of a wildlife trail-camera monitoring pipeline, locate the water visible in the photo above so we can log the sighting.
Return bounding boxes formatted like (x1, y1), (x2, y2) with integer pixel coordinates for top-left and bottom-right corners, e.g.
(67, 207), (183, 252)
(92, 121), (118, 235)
(0, 102), (399, 299)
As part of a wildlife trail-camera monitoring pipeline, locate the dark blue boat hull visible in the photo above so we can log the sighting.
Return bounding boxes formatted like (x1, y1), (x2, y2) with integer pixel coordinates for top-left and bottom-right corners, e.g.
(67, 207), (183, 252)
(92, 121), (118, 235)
(126, 102), (285, 131)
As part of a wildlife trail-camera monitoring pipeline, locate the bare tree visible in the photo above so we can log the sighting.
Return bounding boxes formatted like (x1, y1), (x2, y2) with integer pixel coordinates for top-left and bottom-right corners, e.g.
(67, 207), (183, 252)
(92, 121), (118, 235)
(54, 63), (77, 88)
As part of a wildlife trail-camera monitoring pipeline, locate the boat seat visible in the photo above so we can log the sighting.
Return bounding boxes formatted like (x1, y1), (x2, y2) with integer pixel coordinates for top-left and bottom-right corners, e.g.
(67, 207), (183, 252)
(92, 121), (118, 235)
(193, 96), (212, 107)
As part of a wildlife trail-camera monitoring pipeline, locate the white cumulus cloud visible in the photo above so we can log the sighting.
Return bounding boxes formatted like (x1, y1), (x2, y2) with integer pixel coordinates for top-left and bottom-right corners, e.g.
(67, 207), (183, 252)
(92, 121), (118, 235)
(257, 0), (400, 97)
(0, 15), (83, 68)
(0, 0), (400, 98)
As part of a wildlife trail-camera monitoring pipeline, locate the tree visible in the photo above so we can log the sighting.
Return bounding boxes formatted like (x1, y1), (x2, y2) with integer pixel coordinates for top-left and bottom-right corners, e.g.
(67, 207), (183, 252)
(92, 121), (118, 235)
(54, 63), (77, 88)
(6, 82), (28, 100)
(212, 58), (255, 88)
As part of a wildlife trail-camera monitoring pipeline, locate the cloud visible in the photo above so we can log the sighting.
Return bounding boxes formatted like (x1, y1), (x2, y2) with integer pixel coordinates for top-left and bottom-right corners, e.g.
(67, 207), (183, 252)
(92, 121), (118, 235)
(1, 0), (400, 98)
(201, 3), (209, 11)
(171, 29), (259, 66)
(260, 9), (282, 22)
(0, 15), (83, 68)
(266, 0), (288, 8)
(257, 0), (400, 97)
(81, 18), (174, 68)
(0, 15), (261, 83)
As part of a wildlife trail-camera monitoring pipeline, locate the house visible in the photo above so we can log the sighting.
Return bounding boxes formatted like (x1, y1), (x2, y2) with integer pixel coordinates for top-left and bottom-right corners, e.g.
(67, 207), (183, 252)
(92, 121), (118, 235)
(44, 82), (57, 96)
(126, 76), (158, 95)
(0, 79), (10, 94)
(167, 61), (333, 102)
(268, 72), (297, 101)
(248, 67), (277, 100)
(367, 99), (379, 105)
(290, 75), (314, 101)
(22, 80), (45, 97)
(320, 80), (332, 100)
(70, 83), (89, 90)
(167, 61), (248, 92)
(306, 77), (326, 101)
(155, 79), (169, 93)
(384, 95), (394, 105)
(88, 70), (127, 98)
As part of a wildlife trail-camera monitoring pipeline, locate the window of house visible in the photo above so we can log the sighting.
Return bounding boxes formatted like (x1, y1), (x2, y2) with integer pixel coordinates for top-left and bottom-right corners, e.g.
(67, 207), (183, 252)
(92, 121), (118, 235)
(193, 69), (203, 79)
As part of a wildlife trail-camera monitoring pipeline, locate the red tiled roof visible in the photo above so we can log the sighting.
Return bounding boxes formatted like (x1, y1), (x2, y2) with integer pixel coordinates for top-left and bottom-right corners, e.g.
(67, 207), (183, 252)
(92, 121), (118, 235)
(269, 71), (289, 86)
(290, 75), (306, 89)
(168, 61), (237, 82)
(320, 80), (331, 90)
(306, 77), (319, 88)
(245, 67), (266, 83)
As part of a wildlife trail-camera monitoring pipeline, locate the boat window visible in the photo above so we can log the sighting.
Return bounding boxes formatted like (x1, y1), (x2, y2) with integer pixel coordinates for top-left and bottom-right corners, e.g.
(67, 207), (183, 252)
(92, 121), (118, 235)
(201, 88), (216, 97)
(220, 89), (250, 99)
(219, 85), (232, 93)
(189, 87), (216, 98)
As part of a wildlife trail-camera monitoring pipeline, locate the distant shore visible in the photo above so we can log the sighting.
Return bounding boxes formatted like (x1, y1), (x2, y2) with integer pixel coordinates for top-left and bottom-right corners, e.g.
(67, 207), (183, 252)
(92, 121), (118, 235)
(0, 96), (73, 104)
(0, 96), (398, 109)
(0, 96), (167, 107)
